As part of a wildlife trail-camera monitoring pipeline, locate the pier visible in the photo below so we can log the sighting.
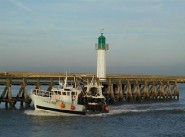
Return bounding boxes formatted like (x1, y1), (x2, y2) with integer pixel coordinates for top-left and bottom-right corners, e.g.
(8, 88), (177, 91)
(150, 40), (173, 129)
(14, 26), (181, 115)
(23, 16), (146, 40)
(0, 72), (185, 109)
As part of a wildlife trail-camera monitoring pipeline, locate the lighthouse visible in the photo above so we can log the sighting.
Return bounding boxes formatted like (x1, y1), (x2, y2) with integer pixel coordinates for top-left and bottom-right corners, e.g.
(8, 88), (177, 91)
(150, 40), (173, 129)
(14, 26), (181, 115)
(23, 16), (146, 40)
(96, 33), (109, 80)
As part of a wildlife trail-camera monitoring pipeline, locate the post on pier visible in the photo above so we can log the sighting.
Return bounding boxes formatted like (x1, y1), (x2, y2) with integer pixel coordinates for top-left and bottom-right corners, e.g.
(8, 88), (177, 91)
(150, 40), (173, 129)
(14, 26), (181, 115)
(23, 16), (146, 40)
(5, 78), (13, 109)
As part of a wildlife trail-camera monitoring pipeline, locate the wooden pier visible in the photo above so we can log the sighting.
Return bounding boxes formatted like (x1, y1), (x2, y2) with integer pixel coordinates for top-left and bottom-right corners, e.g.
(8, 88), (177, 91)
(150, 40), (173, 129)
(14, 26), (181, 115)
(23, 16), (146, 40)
(0, 72), (185, 109)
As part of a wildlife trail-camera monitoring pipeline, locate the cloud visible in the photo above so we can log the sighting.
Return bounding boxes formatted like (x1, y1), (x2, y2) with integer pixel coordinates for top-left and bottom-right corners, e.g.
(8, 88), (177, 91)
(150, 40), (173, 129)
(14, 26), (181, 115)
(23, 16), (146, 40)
(8, 0), (34, 14)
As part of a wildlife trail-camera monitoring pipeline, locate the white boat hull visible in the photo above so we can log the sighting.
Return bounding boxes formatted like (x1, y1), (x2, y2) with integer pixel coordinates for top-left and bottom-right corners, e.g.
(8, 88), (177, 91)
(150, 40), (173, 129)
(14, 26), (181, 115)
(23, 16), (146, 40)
(30, 93), (86, 115)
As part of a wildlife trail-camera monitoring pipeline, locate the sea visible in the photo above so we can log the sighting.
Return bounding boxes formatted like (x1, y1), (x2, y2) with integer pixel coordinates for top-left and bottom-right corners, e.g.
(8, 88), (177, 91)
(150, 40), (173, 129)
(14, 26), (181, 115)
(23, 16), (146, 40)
(1, 84), (185, 137)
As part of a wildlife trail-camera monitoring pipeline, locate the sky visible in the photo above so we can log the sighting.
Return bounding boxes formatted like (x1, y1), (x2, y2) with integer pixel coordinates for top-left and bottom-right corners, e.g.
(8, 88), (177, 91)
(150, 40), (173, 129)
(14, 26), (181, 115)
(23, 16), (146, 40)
(0, 0), (185, 75)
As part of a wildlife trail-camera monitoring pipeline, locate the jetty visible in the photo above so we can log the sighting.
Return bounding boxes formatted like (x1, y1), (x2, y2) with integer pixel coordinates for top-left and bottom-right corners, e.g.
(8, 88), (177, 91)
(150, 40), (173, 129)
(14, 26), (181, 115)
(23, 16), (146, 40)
(0, 72), (185, 109)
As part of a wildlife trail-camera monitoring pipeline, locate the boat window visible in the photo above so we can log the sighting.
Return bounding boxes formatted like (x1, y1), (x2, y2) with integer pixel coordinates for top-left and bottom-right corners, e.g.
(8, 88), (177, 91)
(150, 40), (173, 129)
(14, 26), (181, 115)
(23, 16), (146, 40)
(95, 98), (101, 103)
(84, 87), (87, 91)
(67, 92), (70, 96)
(72, 92), (75, 95)
(64, 89), (70, 91)
(62, 92), (66, 95)
(89, 87), (98, 96)
(58, 91), (61, 95)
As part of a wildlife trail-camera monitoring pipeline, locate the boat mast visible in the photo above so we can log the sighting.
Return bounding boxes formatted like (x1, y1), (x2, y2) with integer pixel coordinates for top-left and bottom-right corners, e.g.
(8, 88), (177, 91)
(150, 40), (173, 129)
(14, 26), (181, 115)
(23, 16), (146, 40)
(64, 72), (68, 89)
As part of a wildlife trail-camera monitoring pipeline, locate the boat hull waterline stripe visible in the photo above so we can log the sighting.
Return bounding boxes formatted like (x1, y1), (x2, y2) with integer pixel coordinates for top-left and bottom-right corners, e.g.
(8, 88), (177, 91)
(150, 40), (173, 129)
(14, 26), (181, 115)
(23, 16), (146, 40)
(36, 105), (86, 115)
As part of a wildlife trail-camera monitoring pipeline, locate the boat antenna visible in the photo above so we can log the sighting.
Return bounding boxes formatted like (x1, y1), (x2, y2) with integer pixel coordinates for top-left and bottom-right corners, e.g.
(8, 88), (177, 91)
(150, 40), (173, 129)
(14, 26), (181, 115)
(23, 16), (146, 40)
(64, 72), (68, 89)
(59, 77), (63, 87)
(90, 75), (96, 85)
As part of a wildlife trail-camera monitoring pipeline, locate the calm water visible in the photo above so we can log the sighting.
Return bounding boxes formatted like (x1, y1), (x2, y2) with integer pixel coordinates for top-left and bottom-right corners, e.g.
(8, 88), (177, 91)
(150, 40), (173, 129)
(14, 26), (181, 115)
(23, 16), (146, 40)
(1, 84), (185, 137)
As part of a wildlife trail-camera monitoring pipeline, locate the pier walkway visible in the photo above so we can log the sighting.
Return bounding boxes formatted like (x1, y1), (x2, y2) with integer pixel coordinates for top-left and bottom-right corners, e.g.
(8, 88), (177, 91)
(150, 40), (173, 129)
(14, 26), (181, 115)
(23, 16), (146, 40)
(0, 72), (185, 108)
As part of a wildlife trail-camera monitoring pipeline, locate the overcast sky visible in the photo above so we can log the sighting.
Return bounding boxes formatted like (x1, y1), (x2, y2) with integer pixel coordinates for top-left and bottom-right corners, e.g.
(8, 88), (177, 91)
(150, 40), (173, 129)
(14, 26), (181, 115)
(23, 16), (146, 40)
(0, 0), (185, 75)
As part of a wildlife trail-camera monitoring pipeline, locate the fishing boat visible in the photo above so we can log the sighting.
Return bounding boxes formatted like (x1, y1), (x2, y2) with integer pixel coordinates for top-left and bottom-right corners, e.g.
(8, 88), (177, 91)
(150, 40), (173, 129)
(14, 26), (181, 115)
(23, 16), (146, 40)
(30, 76), (109, 115)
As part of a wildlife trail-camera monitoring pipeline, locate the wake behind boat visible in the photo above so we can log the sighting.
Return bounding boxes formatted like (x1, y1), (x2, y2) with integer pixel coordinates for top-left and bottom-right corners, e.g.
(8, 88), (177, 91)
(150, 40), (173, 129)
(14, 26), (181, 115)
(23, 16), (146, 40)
(30, 76), (109, 115)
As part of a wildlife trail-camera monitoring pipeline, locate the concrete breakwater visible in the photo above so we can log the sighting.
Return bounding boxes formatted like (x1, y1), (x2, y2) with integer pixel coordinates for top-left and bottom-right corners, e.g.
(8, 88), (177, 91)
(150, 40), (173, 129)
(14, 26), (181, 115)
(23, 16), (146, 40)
(0, 72), (185, 108)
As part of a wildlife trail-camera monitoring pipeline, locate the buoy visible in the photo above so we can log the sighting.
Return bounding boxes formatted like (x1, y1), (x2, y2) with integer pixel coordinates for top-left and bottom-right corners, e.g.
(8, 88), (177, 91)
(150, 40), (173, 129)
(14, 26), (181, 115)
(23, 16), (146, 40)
(60, 103), (65, 108)
(104, 106), (109, 111)
(71, 105), (75, 110)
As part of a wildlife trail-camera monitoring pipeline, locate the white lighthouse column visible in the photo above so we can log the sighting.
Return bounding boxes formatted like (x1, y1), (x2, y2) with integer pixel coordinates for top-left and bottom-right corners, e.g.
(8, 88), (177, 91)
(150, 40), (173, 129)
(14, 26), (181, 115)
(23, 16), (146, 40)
(97, 50), (106, 78)
(95, 33), (109, 80)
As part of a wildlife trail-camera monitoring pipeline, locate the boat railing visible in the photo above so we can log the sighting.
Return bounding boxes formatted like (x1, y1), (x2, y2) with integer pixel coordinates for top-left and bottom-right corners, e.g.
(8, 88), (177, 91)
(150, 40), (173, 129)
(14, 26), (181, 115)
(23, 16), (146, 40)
(31, 89), (50, 97)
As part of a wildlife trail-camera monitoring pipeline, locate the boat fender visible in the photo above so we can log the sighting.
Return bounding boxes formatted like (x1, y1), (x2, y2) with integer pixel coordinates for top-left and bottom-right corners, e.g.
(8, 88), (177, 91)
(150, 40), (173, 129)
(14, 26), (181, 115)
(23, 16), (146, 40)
(104, 106), (109, 111)
(71, 105), (75, 110)
(60, 103), (65, 109)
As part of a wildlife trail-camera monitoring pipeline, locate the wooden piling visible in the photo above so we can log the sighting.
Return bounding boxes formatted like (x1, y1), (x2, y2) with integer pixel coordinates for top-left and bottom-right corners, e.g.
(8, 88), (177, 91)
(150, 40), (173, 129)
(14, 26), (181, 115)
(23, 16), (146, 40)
(143, 81), (149, 100)
(118, 80), (123, 101)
